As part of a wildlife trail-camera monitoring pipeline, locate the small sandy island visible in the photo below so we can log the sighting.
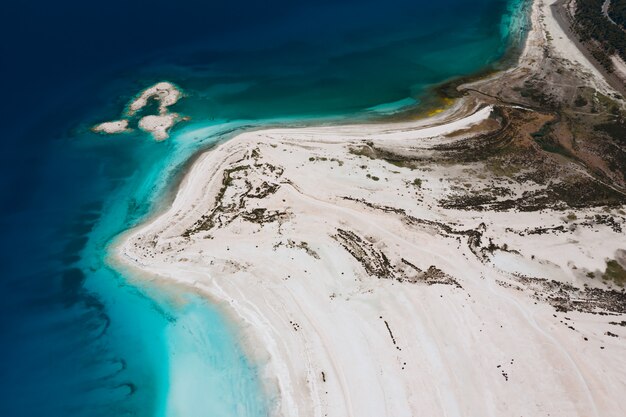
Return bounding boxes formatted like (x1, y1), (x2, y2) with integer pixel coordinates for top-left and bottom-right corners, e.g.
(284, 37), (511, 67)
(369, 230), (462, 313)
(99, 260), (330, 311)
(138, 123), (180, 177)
(137, 113), (180, 141)
(126, 81), (182, 117)
(92, 81), (184, 141)
(113, 1), (626, 416)
(91, 119), (131, 134)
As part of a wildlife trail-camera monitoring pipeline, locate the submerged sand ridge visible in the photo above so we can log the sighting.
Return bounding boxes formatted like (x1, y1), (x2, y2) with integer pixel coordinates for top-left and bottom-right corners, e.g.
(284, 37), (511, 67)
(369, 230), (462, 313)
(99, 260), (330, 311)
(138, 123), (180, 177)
(112, 0), (626, 415)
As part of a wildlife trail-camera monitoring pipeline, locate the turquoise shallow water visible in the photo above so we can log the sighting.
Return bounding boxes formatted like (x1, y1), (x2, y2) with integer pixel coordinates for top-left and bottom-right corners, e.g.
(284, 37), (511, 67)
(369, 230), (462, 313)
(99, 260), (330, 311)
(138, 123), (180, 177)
(0, 1), (528, 416)
(80, 121), (270, 416)
(164, 295), (268, 417)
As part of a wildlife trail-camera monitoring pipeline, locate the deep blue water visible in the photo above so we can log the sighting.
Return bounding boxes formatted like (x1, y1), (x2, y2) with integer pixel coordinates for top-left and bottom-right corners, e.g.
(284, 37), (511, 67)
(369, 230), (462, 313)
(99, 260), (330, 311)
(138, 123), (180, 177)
(0, 1), (526, 416)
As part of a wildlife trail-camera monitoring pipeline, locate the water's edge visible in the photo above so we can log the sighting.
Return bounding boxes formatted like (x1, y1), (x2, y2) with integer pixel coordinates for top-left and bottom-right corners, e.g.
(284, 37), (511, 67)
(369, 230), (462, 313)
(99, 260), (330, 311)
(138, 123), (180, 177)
(86, 1), (534, 416)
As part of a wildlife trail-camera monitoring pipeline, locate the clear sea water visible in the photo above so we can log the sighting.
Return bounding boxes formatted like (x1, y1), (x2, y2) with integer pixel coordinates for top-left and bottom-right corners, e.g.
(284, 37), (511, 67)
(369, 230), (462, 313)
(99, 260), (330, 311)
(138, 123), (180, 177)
(0, 1), (527, 416)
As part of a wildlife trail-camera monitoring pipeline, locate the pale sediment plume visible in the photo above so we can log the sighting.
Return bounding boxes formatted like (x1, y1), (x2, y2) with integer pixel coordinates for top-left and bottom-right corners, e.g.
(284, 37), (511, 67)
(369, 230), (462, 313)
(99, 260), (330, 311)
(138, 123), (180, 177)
(92, 81), (184, 141)
(91, 119), (131, 134)
(112, 0), (626, 416)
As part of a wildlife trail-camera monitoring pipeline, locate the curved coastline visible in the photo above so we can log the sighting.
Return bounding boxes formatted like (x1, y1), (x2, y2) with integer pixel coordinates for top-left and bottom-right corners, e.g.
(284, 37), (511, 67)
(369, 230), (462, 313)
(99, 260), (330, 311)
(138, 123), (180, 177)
(11, 0), (626, 416)
(126, 0), (533, 228)
(111, 2), (531, 416)
(107, 97), (494, 416)
(110, 0), (626, 416)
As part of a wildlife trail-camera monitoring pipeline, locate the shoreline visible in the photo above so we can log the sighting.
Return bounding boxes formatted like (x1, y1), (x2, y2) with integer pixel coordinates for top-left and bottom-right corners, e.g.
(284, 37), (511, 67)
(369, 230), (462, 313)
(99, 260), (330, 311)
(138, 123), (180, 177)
(131, 0), (536, 225)
(552, 0), (626, 97)
(110, 0), (626, 416)
(110, 109), (488, 417)
(107, 96), (491, 416)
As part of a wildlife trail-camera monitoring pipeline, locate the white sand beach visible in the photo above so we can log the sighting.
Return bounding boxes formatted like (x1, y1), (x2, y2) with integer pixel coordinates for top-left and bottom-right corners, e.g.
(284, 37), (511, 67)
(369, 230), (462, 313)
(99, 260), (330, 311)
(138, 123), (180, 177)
(112, 1), (626, 416)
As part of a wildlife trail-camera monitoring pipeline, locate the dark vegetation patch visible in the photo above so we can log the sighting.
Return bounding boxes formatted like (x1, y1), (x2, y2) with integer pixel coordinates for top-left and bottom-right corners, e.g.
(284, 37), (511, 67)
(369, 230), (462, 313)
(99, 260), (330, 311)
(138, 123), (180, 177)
(609, 0), (626, 28)
(603, 260), (626, 287)
(574, 95), (589, 107)
(574, 0), (626, 69)
(349, 142), (421, 170)
(182, 158), (285, 237)
(308, 156), (344, 166)
(513, 214), (623, 235)
(440, 177), (626, 212)
(341, 197), (514, 263)
(531, 119), (572, 157)
(460, 16), (626, 188)
(399, 259), (462, 288)
(333, 229), (395, 280)
(332, 228), (461, 287)
(240, 208), (288, 225)
(273, 240), (320, 259)
(513, 80), (559, 109)
(424, 102), (626, 210)
(341, 199), (626, 314)
(518, 276), (626, 314)
(596, 119), (626, 146)
(337, 201), (626, 314)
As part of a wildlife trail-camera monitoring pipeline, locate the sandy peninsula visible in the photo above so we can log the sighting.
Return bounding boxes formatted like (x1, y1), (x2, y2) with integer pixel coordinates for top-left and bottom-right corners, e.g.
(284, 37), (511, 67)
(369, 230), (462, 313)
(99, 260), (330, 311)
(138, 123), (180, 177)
(113, 1), (626, 416)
